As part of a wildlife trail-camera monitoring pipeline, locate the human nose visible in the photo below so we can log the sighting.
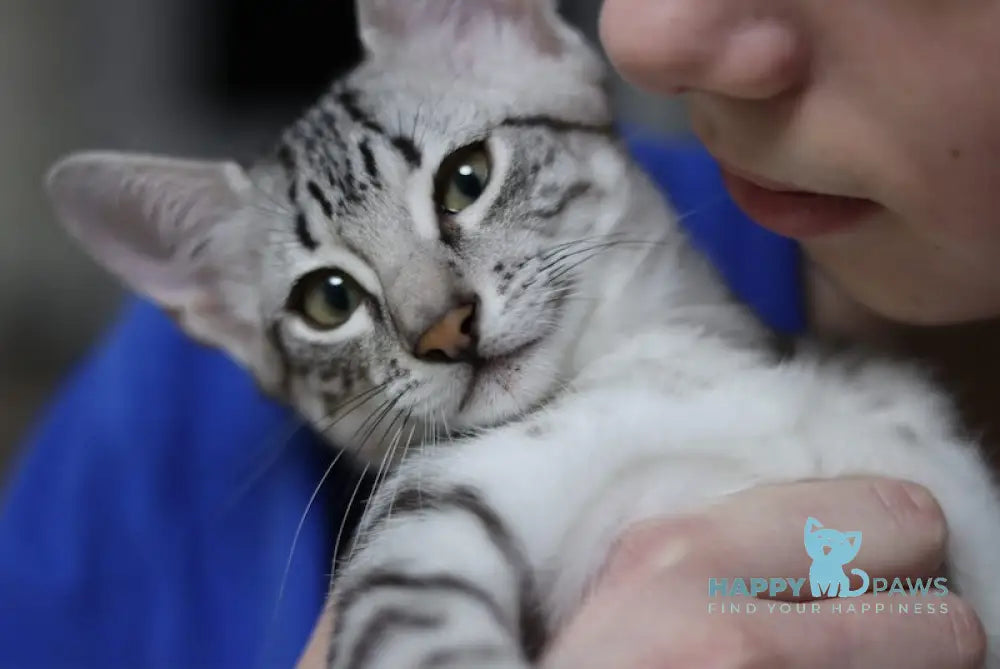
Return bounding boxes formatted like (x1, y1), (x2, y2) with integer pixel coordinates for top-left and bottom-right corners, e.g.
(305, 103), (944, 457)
(599, 0), (808, 100)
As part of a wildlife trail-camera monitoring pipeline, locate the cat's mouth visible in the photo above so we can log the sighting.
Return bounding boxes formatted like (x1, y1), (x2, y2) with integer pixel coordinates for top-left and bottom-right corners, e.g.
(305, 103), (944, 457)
(457, 337), (545, 414)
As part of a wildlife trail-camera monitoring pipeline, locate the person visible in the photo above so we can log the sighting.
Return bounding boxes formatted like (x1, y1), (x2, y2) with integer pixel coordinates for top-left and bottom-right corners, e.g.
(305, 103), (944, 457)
(2, 1), (995, 668)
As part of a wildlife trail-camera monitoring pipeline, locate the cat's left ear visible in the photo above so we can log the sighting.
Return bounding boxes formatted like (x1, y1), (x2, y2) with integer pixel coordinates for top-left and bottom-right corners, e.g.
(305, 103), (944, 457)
(357, 0), (569, 56)
(46, 152), (279, 389)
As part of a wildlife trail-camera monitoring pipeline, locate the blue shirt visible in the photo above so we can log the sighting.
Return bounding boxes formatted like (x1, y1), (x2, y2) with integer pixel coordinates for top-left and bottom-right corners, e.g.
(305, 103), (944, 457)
(0, 139), (803, 669)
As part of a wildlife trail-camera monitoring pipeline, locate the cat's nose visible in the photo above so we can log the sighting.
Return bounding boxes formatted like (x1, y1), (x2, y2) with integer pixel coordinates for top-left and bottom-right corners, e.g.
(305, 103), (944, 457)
(414, 301), (480, 364)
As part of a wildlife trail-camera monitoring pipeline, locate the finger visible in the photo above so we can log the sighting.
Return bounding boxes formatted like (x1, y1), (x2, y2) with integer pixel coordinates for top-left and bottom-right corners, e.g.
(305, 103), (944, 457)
(734, 592), (987, 669)
(601, 477), (947, 595)
(545, 571), (986, 669)
(295, 605), (336, 669)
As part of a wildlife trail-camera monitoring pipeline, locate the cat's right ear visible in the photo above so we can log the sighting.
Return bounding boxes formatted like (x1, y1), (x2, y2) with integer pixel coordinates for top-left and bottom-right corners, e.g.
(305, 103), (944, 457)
(45, 153), (277, 386)
(356, 0), (567, 56)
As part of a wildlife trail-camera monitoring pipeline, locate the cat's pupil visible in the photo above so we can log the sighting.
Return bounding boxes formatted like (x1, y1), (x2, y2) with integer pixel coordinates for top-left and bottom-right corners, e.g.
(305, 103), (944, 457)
(323, 275), (352, 312)
(433, 143), (491, 214)
(455, 164), (484, 199)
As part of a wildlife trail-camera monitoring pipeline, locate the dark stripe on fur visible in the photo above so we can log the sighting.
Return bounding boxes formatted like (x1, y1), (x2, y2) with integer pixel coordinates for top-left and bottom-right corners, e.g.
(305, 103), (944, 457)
(531, 182), (593, 219)
(333, 88), (422, 169)
(359, 485), (547, 660)
(359, 138), (379, 183)
(285, 178), (319, 251)
(276, 143), (297, 173)
(336, 607), (442, 669)
(390, 135), (422, 168)
(417, 645), (507, 669)
(336, 571), (510, 637)
(335, 89), (386, 135)
(501, 115), (614, 136)
(265, 322), (293, 396)
(295, 212), (319, 251)
(307, 180), (334, 218)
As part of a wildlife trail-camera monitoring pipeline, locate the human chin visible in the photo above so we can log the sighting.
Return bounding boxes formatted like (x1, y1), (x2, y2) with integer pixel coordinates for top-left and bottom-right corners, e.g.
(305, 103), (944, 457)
(804, 220), (1000, 326)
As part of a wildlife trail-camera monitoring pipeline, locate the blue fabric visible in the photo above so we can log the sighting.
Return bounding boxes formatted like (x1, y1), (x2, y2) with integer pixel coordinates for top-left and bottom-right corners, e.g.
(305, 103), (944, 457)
(0, 139), (804, 669)
(625, 132), (806, 334)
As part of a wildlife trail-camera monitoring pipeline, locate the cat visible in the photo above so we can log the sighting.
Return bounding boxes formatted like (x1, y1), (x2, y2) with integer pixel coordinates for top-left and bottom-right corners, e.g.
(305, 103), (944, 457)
(804, 517), (870, 599)
(45, 0), (1000, 667)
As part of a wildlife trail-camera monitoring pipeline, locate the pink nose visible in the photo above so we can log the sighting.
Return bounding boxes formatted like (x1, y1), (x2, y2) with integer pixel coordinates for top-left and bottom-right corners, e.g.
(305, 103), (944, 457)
(415, 303), (478, 363)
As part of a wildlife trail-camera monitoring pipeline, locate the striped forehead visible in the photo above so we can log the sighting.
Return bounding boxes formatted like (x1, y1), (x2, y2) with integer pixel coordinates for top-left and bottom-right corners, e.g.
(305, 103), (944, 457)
(275, 83), (613, 253)
(275, 85), (425, 249)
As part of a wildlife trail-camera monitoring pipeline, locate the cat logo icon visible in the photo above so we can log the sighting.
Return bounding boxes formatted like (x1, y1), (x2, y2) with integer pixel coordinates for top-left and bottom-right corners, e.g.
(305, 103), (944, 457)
(804, 517), (871, 598)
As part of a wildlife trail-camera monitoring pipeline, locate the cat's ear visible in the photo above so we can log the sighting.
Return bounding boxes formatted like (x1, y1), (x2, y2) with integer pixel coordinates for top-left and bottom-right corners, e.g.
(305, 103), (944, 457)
(357, 0), (568, 56)
(844, 531), (862, 551)
(46, 152), (273, 382)
(805, 517), (823, 534)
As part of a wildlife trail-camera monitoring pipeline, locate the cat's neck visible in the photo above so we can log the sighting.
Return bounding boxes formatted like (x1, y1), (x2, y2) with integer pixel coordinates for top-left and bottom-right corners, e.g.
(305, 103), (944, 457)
(565, 163), (772, 374)
(807, 266), (1000, 467)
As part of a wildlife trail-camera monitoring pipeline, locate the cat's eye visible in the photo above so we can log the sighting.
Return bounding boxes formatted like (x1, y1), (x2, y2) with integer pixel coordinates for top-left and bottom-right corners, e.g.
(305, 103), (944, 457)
(287, 269), (365, 330)
(434, 143), (491, 215)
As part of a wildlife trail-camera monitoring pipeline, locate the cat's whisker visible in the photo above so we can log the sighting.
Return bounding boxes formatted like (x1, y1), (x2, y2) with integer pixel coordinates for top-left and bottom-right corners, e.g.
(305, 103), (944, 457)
(330, 461), (371, 575)
(439, 408), (457, 448)
(539, 238), (671, 275)
(335, 387), (401, 450)
(222, 383), (389, 519)
(219, 413), (309, 516)
(271, 444), (348, 630)
(314, 382), (394, 440)
(347, 408), (406, 551)
(363, 409), (410, 524)
(538, 231), (640, 260)
(345, 409), (415, 565)
(394, 423), (419, 510)
(672, 194), (732, 225)
(244, 381), (399, 641)
(333, 387), (416, 571)
(365, 400), (412, 494)
(546, 248), (610, 286)
(351, 385), (413, 460)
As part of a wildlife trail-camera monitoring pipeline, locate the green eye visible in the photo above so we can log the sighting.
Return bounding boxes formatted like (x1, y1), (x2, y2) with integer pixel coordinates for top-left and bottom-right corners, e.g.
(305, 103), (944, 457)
(434, 143), (491, 214)
(288, 269), (365, 330)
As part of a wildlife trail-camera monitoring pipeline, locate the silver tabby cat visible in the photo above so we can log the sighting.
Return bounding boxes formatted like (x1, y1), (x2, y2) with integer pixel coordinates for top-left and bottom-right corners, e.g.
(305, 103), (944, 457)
(46, 0), (1000, 667)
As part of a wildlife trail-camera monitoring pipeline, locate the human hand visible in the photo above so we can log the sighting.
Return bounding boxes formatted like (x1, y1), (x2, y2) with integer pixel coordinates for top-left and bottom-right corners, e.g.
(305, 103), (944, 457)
(542, 478), (987, 669)
(298, 478), (987, 669)
(297, 603), (334, 669)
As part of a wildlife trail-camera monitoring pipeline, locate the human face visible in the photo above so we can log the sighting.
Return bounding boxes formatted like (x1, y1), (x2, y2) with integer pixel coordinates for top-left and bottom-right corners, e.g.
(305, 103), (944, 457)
(600, 0), (1000, 325)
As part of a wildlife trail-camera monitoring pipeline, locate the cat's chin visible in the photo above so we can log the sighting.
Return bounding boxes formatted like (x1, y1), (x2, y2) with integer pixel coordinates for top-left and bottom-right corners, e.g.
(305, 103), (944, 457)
(447, 341), (561, 431)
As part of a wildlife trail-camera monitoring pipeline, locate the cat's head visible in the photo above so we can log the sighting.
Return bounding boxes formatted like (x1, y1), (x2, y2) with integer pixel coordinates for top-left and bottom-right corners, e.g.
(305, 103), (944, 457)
(804, 518), (863, 564)
(45, 0), (636, 459)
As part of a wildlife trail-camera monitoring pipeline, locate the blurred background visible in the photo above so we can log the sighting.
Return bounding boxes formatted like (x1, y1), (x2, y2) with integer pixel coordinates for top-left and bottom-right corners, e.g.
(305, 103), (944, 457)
(0, 0), (689, 477)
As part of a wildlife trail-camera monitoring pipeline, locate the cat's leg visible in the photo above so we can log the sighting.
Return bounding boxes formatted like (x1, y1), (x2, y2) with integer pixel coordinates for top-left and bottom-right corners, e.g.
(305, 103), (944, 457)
(327, 479), (542, 669)
(325, 388), (762, 669)
(326, 364), (1000, 668)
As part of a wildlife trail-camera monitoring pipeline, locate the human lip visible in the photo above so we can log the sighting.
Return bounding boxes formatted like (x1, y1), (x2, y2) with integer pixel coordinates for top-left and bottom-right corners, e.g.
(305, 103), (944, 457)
(718, 164), (878, 239)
